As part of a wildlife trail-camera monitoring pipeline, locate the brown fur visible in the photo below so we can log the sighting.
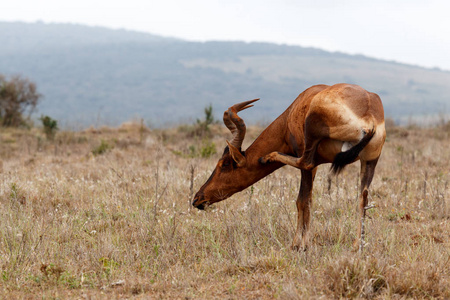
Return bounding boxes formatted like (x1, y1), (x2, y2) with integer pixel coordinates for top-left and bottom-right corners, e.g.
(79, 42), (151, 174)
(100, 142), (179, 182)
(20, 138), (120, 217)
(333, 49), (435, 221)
(193, 83), (386, 250)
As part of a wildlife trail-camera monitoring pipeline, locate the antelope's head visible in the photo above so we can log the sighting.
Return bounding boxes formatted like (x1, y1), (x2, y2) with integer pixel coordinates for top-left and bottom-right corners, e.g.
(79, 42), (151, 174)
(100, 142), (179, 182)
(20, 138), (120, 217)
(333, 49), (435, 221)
(192, 99), (259, 210)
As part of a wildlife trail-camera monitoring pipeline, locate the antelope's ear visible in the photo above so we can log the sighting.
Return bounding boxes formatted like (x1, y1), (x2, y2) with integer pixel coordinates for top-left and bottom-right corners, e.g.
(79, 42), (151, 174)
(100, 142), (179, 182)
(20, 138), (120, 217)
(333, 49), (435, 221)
(226, 141), (246, 167)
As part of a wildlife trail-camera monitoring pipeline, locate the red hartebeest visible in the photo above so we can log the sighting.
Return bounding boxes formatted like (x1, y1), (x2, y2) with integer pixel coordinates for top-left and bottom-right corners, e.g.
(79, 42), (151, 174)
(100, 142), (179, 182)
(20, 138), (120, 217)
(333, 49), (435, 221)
(192, 83), (386, 251)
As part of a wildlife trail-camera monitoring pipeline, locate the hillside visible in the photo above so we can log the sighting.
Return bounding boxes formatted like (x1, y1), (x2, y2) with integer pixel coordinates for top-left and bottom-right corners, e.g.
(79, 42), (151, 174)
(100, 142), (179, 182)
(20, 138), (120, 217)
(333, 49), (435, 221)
(1, 21), (449, 127)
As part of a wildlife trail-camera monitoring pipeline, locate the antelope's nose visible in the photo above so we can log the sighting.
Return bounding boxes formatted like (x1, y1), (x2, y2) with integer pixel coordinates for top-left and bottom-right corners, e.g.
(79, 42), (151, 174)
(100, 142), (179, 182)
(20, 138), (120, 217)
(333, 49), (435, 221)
(194, 202), (205, 210)
(192, 195), (205, 210)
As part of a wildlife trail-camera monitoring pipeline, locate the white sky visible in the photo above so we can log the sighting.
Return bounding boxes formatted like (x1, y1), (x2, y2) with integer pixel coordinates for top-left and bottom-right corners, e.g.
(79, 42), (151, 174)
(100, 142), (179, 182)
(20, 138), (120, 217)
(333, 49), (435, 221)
(2, 0), (450, 70)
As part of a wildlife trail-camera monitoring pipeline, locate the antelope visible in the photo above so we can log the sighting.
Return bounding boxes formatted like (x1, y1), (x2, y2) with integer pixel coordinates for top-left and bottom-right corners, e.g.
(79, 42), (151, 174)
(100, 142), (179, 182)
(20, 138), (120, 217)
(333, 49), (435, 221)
(192, 83), (385, 251)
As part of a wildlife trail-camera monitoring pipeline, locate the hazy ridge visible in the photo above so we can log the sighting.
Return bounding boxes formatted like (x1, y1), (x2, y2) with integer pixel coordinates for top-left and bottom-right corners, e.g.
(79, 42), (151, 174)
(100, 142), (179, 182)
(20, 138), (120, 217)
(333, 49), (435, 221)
(1, 21), (449, 127)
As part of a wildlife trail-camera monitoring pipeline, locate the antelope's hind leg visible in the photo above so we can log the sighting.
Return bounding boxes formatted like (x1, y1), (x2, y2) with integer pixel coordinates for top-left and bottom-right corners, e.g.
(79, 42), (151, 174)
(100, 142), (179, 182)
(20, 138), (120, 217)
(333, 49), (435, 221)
(259, 147), (318, 170)
(259, 152), (303, 168)
(261, 112), (333, 170)
(292, 168), (316, 251)
(354, 158), (379, 251)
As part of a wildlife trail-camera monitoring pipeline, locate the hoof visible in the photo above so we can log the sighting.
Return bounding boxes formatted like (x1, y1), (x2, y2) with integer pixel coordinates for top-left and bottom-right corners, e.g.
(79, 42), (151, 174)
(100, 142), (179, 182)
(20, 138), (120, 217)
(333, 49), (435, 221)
(291, 243), (307, 252)
(258, 157), (269, 164)
(259, 152), (276, 164)
(352, 239), (363, 252)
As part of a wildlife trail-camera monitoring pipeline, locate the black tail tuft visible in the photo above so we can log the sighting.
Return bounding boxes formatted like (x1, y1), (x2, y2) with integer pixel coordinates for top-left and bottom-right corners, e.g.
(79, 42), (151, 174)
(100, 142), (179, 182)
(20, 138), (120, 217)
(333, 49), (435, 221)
(331, 128), (375, 175)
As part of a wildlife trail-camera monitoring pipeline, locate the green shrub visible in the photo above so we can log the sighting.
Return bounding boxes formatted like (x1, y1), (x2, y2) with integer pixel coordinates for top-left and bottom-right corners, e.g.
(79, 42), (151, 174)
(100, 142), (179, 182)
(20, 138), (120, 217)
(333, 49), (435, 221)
(200, 140), (216, 158)
(172, 140), (216, 158)
(40, 115), (58, 140)
(92, 140), (112, 156)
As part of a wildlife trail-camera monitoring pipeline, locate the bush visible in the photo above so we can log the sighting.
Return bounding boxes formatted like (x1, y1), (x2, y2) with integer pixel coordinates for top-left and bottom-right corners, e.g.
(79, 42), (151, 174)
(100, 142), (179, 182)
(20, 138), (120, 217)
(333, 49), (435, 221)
(172, 139), (217, 158)
(92, 140), (112, 156)
(40, 115), (58, 140)
(200, 140), (217, 158)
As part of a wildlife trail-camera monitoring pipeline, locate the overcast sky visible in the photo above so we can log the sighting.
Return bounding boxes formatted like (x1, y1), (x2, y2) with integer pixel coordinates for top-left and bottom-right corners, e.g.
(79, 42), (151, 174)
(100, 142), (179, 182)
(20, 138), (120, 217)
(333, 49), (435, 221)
(2, 0), (450, 70)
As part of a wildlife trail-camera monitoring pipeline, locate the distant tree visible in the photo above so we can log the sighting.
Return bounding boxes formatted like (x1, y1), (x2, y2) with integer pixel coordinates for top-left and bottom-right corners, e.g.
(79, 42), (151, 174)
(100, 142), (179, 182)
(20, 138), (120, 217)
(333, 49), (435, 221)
(0, 74), (41, 127)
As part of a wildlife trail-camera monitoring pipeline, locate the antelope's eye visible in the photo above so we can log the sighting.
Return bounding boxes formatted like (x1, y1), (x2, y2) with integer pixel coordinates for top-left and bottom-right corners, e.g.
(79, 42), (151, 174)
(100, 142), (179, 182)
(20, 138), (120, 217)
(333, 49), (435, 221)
(221, 156), (235, 169)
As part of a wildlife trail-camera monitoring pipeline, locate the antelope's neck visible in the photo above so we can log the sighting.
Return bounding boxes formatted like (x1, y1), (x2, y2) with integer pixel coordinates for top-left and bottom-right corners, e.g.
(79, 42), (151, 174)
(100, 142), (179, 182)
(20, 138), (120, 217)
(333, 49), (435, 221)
(244, 110), (292, 179)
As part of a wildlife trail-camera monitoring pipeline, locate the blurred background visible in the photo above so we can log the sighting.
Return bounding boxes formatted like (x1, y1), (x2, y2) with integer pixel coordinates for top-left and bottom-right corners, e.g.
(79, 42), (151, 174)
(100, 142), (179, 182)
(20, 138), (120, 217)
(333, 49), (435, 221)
(1, 0), (449, 128)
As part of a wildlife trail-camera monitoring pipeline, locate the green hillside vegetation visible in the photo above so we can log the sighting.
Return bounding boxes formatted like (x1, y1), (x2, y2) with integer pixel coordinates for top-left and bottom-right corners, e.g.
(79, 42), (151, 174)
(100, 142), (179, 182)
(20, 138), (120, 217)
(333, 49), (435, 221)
(0, 21), (449, 127)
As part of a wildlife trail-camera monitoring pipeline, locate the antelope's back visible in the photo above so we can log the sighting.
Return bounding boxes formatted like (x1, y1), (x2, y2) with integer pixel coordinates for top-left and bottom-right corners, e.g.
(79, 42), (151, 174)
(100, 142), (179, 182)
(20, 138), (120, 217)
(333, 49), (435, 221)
(291, 84), (386, 163)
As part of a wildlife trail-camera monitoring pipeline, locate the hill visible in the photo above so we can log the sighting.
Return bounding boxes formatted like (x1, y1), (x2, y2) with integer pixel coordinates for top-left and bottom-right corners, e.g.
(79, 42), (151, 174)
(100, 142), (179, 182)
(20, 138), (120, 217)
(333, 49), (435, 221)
(1, 21), (449, 127)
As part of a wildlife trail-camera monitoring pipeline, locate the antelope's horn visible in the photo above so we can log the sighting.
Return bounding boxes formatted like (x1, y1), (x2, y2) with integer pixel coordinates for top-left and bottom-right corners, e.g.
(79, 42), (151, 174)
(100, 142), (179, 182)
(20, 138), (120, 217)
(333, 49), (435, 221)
(223, 99), (259, 149)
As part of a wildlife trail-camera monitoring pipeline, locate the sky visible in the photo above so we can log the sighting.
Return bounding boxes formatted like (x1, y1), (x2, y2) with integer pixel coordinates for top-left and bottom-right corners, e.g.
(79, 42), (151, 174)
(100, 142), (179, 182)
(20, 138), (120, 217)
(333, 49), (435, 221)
(2, 0), (450, 71)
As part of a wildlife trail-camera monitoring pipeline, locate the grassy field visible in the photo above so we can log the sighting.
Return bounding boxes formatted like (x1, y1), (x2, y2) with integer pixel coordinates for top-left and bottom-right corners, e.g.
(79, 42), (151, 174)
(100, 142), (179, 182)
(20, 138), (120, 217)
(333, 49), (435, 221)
(0, 121), (448, 299)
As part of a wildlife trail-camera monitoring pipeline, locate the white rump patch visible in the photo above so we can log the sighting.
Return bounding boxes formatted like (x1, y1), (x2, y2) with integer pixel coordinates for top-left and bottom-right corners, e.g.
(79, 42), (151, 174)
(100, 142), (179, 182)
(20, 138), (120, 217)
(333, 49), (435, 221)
(341, 141), (353, 152)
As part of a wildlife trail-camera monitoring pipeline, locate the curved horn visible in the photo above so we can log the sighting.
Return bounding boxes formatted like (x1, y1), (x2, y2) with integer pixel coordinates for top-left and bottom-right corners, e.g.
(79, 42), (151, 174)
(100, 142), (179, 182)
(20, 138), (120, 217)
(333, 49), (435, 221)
(223, 98), (259, 148)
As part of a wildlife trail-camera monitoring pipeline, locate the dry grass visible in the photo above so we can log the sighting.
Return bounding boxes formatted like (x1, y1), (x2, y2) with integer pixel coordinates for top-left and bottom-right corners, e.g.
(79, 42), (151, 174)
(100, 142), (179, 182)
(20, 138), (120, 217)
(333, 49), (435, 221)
(0, 121), (448, 299)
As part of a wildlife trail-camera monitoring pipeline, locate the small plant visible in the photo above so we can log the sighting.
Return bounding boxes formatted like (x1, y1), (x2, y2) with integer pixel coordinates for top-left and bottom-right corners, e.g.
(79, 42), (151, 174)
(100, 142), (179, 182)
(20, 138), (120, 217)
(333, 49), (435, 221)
(100, 257), (119, 279)
(40, 263), (64, 281)
(176, 105), (216, 138)
(187, 140), (217, 158)
(92, 140), (112, 156)
(200, 140), (216, 158)
(188, 145), (196, 157)
(195, 104), (215, 137)
(9, 182), (18, 200)
(172, 140), (217, 158)
(40, 115), (58, 140)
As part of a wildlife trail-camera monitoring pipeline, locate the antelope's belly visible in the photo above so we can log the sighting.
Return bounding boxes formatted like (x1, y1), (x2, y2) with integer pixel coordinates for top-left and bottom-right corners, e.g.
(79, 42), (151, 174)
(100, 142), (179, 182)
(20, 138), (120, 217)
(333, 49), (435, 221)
(317, 139), (345, 163)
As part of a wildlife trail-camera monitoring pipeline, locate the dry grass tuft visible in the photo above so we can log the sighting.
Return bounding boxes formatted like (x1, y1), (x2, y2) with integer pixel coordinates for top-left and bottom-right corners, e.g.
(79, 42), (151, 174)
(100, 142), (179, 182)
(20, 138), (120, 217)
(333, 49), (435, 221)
(0, 122), (448, 299)
(324, 255), (387, 298)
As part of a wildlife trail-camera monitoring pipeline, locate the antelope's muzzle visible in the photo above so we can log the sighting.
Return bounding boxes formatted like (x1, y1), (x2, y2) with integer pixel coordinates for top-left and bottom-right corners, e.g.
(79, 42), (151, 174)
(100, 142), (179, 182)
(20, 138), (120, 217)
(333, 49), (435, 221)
(192, 194), (206, 210)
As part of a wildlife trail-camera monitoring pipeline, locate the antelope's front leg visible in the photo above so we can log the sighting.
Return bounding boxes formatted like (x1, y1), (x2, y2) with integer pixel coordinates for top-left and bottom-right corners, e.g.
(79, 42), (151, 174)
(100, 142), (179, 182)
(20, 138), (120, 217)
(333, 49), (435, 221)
(292, 196), (311, 251)
(292, 168), (316, 251)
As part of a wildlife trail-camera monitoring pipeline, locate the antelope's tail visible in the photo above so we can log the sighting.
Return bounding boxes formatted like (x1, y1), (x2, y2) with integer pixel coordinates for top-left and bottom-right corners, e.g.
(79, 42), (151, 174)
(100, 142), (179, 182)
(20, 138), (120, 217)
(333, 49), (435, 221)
(331, 128), (376, 175)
